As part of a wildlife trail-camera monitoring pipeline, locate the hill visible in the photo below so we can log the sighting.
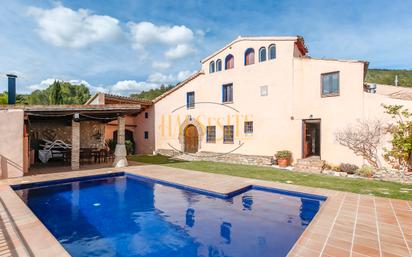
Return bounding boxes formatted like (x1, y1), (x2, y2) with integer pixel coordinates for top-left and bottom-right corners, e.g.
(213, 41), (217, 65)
(130, 84), (174, 100)
(366, 69), (412, 87)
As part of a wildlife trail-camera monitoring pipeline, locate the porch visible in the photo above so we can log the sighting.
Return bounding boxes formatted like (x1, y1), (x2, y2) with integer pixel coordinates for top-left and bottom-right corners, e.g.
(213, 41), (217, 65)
(23, 104), (143, 174)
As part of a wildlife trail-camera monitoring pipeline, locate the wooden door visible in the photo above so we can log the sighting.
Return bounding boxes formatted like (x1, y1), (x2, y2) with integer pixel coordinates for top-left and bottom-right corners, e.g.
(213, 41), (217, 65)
(184, 125), (198, 153)
(303, 122), (311, 158)
(303, 120), (321, 158)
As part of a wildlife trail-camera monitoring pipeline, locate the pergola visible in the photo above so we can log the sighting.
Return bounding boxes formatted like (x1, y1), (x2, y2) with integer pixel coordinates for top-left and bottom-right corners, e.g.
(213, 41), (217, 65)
(22, 104), (142, 170)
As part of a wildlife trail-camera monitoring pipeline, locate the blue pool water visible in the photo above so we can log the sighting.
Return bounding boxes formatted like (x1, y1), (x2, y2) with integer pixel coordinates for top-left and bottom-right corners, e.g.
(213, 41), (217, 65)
(14, 173), (325, 257)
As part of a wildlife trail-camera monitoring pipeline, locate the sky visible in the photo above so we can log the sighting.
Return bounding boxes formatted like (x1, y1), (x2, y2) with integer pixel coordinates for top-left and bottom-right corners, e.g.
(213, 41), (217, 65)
(0, 0), (411, 95)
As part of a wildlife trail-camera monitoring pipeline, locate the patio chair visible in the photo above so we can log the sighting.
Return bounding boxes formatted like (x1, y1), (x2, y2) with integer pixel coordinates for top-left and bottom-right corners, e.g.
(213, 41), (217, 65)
(80, 148), (93, 164)
(98, 149), (109, 163)
(38, 139), (72, 163)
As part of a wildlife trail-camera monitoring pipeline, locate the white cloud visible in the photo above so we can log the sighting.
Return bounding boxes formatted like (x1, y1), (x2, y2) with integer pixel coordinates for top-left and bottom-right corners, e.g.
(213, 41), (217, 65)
(28, 4), (123, 48)
(27, 78), (100, 93)
(152, 61), (171, 69)
(165, 44), (194, 59)
(109, 70), (194, 96)
(28, 78), (57, 90)
(129, 21), (194, 49)
(128, 21), (197, 59)
(111, 80), (158, 93)
(148, 70), (193, 84)
(68, 80), (109, 93)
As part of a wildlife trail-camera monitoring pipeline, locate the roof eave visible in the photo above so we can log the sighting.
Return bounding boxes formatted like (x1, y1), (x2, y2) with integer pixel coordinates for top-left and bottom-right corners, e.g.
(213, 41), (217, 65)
(201, 36), (301, 64)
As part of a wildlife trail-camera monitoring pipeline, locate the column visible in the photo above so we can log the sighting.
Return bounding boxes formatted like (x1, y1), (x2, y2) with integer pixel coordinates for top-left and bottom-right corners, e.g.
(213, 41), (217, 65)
(113, 116), (128, 167)
(71, 118), (80, 170)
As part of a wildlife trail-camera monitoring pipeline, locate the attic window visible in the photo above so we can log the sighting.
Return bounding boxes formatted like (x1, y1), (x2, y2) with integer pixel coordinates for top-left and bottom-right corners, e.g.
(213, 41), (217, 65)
(225, 54), (234, 70)
(209, 61), (215, 73)
(216, 59), (222, 72)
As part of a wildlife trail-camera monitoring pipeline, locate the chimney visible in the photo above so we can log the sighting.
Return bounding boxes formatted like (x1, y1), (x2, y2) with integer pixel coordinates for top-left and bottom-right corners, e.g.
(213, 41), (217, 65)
(6, 74), (17, 104)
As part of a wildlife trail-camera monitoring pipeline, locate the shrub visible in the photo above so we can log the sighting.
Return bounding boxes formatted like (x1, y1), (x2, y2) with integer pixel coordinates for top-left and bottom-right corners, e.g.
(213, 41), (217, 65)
(383, 104), (412, 170)
(275, 150), (292, 159)
(105, 139), (135, 155)
(339, 163), (359, 174)
(125, 140), (135, 155)
(335, 120), (384, 168)
(356, 166), (374, 177)
(324, 163), (340, 171)
(105, 139), (116, 153)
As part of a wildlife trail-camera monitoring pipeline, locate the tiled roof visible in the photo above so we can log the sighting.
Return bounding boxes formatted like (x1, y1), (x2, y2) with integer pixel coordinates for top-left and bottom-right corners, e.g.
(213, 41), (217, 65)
(153, 71), (204, 103)
(85, 93), (153, 105)
(103, 94), (153, 105)
(373, 84), (412, 101)
(0, 104), (142, 113)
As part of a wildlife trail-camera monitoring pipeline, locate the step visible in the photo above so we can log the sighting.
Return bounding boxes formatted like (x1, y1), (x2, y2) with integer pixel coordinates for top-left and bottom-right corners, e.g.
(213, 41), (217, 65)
(294, 158), (325, 173)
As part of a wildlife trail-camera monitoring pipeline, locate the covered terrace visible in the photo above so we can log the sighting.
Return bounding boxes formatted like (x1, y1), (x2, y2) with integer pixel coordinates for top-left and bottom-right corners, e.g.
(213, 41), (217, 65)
(22, 104), (143, 174)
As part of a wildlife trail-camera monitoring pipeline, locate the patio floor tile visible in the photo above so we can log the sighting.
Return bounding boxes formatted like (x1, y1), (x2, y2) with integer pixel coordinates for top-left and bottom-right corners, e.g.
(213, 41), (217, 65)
(0, 164), (412, 256)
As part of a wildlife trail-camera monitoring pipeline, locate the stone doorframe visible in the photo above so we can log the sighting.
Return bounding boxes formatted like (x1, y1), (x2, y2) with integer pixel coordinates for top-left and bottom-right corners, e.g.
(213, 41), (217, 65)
(178, 117), (204, 153)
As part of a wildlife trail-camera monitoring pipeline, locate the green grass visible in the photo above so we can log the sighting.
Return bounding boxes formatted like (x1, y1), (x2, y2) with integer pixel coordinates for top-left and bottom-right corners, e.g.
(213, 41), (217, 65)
(366, 69), (412, 87)
(129, 155), (412, 200)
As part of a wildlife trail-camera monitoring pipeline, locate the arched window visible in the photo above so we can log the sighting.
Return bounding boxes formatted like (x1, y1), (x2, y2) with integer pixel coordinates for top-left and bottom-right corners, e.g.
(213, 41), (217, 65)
(259, 47), (266, 62)
(244, 48), (255, 65)
(225, 54), (234, 70)
(209, 61), (215, 73)
(268, 44), (276, 60)
(216, 59), (222, 71)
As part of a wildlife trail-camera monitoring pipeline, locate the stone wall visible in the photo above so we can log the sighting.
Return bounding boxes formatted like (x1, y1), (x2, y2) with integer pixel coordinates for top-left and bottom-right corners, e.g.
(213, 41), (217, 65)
(156, 149), (273, 166)
(31, 120), (105, 148)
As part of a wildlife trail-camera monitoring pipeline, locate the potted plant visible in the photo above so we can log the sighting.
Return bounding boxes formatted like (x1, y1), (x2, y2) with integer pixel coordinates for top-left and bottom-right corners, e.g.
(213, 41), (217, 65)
(275, 150), (292, 167)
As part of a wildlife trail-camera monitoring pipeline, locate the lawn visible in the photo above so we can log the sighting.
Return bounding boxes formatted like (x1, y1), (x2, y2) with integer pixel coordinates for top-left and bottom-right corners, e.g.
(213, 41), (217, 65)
(129, 154), (412, 200)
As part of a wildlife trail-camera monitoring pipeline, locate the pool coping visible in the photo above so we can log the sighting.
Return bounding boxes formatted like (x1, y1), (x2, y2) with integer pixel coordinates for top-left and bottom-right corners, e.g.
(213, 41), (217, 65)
(1, 164), (412, 257)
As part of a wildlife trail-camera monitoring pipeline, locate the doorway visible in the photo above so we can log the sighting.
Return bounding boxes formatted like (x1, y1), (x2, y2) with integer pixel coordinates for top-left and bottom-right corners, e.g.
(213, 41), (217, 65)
(184, 125), (199, 153)
(302, 120), (321, 158)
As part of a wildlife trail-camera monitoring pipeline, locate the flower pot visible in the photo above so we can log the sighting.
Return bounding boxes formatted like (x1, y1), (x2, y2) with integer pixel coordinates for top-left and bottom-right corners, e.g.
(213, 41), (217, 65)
(277, 158), (290, 167)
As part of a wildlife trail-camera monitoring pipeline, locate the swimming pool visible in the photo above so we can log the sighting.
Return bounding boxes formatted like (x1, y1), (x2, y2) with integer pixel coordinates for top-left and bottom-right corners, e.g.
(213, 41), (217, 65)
(13, 172), (325, 257)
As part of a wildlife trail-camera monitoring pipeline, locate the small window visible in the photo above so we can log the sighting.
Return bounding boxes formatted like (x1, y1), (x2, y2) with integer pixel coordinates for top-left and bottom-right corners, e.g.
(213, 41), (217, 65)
(268, 44), (276, 60)
(216, 59), (222, 71)
(223, 125), (234, 143)
(321, 72), (340, 97)
(206, 126), (216, 143)
(225, 54), (234, 70)
(222, 83), (233, 103)
(260, 85), (268, 96)
(244, 121), (253, 134)
(244, 48), (255, 65)
(187, 91), (195, 108)
(144, 131), (149, 139)
(209, 61), (215, 73)
(144, 112), (148, 118)
(259, 47), (266, 62)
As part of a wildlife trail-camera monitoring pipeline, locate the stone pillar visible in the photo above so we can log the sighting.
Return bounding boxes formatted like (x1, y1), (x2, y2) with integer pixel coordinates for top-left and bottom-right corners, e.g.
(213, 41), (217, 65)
(113, 116), (128, 167)
(71, 119), (80, 170)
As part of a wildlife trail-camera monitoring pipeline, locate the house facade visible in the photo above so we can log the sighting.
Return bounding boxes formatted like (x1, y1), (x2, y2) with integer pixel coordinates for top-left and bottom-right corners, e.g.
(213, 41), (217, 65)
(1, 35), (412, 179)
(137, 36), (412, 167)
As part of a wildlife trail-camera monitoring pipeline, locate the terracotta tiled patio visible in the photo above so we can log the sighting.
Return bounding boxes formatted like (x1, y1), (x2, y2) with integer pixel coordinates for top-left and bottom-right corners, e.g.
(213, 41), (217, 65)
(0, 164), (411, 257)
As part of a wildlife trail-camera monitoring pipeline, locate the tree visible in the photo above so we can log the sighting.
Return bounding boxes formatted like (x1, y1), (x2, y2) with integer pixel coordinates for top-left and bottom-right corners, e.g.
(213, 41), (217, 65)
(335, 120), (385, 168)
(130, 84), (175, 100)
(50, 81), (63, 104)
(383, 104), (412, 170)
(29, 90), (49, 105)
(0, 92), (7, 104)
(28, 81), (91, 105)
